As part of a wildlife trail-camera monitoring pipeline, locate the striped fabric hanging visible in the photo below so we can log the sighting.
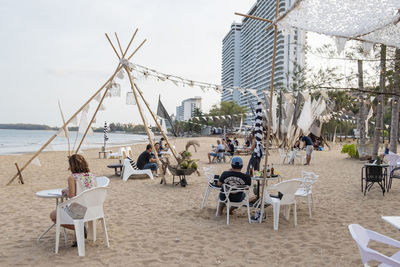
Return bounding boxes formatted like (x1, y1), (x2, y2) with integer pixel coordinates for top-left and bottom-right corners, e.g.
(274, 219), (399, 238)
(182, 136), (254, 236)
(253, 101), (264, 158)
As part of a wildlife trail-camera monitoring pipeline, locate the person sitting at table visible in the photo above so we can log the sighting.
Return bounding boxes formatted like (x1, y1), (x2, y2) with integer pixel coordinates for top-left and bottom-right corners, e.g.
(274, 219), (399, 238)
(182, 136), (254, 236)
(226, 139), (235, 156)
(233, 137), (239, 147)
(49, 154), (97, 247)
(217, 157), (251, 216)
(151, 143), (162, 158)
(137, 144), (158, 175)
(208, 140), (226, 163)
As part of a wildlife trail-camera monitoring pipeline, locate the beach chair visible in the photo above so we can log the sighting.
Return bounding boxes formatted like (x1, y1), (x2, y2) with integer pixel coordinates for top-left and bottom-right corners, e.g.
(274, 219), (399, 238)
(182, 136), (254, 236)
(348, 224), (400, 266)
(362, 165), (386, 196)
(126, 146), (134, 158)
(121, 158), (153, 181)
(55, 187), (109, 257)
(212, 150), (226, 163)
(216, 184), (251, 225)
(201, 167), (220, 209)
(295, 171), (319, 218)
(265, 179), (302, 230)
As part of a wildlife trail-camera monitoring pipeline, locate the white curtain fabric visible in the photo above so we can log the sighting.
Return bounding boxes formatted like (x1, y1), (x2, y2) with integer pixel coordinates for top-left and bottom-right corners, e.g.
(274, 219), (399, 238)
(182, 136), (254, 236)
(297, 97), (313, 134)
(365, 107), (374, 134)
(272, 93), (278, 134)
(277, 0), (400, 48)
(126, 92), (136, 105)
(78, 110), (89, 134)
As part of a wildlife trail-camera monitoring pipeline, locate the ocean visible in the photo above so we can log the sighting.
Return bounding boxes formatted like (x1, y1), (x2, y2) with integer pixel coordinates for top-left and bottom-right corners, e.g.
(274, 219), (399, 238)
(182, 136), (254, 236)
(0, 129), (148, 155)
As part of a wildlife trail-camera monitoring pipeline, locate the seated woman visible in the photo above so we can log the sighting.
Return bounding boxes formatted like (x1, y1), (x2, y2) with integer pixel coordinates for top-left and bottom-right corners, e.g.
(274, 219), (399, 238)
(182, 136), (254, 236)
(49, 154), (97, 246)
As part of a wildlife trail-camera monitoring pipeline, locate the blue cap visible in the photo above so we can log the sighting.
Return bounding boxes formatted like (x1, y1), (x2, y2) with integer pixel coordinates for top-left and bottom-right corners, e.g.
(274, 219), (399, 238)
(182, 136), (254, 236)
(231, 157), (243, 169)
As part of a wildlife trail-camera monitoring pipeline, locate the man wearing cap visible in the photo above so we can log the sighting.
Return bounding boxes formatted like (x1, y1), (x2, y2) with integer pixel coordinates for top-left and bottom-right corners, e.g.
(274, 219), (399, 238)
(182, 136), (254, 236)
(217, 156), (251, 216)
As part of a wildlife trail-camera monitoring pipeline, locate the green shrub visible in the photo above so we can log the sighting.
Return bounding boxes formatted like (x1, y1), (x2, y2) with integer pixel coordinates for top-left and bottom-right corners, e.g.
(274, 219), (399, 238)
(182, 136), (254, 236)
(341, 144), (359, 159)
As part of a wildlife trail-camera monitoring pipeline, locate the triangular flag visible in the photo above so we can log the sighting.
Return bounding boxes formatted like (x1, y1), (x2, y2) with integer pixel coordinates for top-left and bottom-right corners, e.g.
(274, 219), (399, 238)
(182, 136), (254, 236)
(95, 93), (101, 102)
(117, 70), (125, 79)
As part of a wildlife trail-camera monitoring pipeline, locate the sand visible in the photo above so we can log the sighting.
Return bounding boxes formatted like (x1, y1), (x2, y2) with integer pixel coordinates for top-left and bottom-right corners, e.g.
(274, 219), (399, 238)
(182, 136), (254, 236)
(0, 136), (399, 266)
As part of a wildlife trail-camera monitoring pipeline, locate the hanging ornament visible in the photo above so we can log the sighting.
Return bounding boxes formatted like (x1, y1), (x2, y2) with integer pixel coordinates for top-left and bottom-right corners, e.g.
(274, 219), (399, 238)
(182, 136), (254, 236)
(126, 92), (136, 105)
(117, 70), (125, 80)
(334, 37), (347, 54)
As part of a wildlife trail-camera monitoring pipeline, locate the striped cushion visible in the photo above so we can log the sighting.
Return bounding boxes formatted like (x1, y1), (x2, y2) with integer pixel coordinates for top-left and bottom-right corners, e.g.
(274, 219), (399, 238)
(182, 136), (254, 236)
(126, 157), (139, 170)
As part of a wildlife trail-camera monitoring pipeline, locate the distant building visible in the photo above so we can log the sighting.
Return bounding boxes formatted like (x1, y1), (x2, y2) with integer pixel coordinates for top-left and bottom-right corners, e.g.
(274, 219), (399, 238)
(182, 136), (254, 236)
(221, 23), (242, 103)
(175, 97), (202, 121)
(221, 0), (306, 123)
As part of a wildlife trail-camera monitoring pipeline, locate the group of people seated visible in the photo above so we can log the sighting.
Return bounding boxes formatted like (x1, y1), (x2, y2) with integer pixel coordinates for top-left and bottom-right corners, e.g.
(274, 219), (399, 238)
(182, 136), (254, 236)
(136, 138), (172, 176)
(207, 138), (237, 163)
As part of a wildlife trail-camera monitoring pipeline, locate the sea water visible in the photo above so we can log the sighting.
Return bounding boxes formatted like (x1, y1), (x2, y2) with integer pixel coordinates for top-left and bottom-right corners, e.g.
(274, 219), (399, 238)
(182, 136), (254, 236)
(0, 129), (148, 155)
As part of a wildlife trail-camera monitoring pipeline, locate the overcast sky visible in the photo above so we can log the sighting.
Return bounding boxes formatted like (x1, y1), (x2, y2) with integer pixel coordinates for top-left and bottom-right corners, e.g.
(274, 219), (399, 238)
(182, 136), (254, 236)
(0, 0), (262, 127)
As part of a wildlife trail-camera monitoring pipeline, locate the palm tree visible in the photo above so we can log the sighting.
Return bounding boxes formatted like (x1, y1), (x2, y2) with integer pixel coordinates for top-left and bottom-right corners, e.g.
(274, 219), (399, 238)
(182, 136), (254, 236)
(390, 48), (400, 153)
(373, 44), (386, 156)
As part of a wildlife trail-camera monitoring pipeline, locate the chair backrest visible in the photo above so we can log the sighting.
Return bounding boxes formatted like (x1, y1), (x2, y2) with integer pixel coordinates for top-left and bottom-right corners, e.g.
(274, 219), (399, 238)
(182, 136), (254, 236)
(119, 147), (127, 159)
(266, 179), (302, 205)
(71, 187), (108, 220)
(366, 166), (383, 182)
(96, 176), (110, 187)
(222, 184), (250, 200)
(126, 147), (133, 158)
(302, 171), (319, 181)
(203, 167), (216, 183)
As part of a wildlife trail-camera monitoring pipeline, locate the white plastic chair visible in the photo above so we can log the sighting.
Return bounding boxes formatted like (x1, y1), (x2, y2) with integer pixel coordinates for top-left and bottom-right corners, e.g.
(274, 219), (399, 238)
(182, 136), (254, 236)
(216, 184), (251, 225)
(96, 176), (110, 187)
(265, 179), (302, 230)
(201, 167), (220, 209)
(295, 171), (319, 218)
(278, 148), (287, 164)
(348, 224), (400, 266)
(126, 147), (134, 159)
(295, 151), (306, 165)
(55, 187), (109, 256)
(121, 158), (154, 181)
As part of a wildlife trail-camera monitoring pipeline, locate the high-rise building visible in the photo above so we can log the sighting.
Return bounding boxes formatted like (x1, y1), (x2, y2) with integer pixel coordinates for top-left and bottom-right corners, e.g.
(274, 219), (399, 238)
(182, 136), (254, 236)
(175, 97), (202, 121)
(221, 23), (242, 103)
(221, 0), (305, 123)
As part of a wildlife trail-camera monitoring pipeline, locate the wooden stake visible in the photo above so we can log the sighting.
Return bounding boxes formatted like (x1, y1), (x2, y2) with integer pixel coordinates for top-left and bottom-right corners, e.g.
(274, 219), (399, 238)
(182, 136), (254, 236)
(15, 163), (24, 184)
(259, 0), (280, 223)
(123, 29), (138, 58)
(127, 39), (147, 60)
(235, 12), (273, 23)
(75, 85), (110, 154)
(7, 64), (122, 185)
(114, 32), (124, 56)
(124, 65), (163, 173)
(133, 83), (179, 162)
(105, 33), (121, 59)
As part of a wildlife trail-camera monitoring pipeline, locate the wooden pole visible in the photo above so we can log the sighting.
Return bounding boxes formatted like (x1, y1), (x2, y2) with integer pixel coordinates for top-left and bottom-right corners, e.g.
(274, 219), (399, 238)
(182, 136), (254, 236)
(15, 163), (24, 184)
(235, 12), (273, 23)
(258, 0), (280, 223)
(105, 33), (121, 59)
(133, 83), (179, 162)
(123, 29), (138, 58)
(6, 65), (122, 185)
(114, 32), (124, 56)
(75, 85), (111, 154)
(127, 39), (147, 60)
(124, 65), (163, 173)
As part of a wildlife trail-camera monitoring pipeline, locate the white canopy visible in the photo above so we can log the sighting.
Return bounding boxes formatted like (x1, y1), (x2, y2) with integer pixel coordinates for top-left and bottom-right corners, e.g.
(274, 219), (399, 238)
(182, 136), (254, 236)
(277, 0), (400, 48)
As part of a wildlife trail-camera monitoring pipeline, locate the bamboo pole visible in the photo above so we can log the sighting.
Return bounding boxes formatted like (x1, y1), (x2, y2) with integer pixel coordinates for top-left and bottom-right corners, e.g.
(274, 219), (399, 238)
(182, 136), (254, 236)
(114, 32), (124, 56)
(128, 39), (147, 60)
(7, 65), (122, 185)
(105, 33), (121, 59)
(15, 163), (24, 184)
(258, 0), (280, 223)
(235, 12), (273, 23)
(75, 85), (111, 154)
(124, 65), (163, 172)
(123, 29), (138, 58)
(133, 83), (179, 162)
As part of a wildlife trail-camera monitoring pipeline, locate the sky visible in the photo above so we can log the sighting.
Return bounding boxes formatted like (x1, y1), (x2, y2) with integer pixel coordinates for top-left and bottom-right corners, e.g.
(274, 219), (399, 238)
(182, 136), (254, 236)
(0, 0), (258, 127)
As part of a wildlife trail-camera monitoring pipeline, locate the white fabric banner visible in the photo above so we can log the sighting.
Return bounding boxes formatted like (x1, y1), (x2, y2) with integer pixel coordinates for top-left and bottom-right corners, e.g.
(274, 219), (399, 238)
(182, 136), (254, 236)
(297, 97), (313, 134)
(31, 157), (41, 167)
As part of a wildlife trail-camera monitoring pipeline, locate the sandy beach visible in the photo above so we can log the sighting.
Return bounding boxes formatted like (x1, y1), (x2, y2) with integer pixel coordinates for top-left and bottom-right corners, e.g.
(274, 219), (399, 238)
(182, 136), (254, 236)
(0, 136), (398, 266)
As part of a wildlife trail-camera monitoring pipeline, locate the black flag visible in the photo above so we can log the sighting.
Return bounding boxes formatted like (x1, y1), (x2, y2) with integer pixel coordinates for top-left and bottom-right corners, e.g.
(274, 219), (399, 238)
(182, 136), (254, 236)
(157, 96), (177, 137)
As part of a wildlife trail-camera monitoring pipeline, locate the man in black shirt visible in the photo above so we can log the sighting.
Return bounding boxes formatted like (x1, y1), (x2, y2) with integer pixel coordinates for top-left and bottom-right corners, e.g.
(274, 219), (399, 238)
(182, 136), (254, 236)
(226, 139), (235, 156)
(137, 144), (158, 173)
(217, 157), (251, 216)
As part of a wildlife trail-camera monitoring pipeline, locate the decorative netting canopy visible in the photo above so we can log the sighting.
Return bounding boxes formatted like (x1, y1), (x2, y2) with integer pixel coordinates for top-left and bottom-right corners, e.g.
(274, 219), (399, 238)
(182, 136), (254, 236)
(277, 0), (400, 48)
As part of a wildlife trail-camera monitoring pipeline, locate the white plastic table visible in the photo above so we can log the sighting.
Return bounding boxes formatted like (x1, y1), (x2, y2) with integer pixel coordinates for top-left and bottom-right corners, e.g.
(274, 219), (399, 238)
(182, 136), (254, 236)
(35, 188), (67, 242)
(382, 216), (400, 230)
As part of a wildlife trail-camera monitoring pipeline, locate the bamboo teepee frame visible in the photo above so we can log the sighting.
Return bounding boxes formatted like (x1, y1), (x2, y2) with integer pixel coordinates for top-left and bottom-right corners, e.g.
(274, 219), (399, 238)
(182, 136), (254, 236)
(7, 28), (178, 185)
(236, 0), (281, 222)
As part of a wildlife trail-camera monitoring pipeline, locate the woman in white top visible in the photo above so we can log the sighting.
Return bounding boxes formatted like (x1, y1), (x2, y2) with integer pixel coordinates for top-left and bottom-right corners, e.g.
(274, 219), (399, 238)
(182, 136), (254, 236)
(49, 154), (97, 246)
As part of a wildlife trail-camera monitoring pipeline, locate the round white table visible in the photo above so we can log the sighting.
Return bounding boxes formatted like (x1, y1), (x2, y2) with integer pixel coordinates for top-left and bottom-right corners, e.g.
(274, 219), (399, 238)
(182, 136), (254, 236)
(36, 188), (67, 243)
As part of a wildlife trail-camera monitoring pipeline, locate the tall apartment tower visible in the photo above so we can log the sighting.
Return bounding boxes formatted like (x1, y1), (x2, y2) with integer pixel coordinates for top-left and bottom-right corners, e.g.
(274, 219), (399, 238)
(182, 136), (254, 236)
(221, 23), (242, 103)
(175, 97), (202, 121)
(221, 0), (305, 122)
